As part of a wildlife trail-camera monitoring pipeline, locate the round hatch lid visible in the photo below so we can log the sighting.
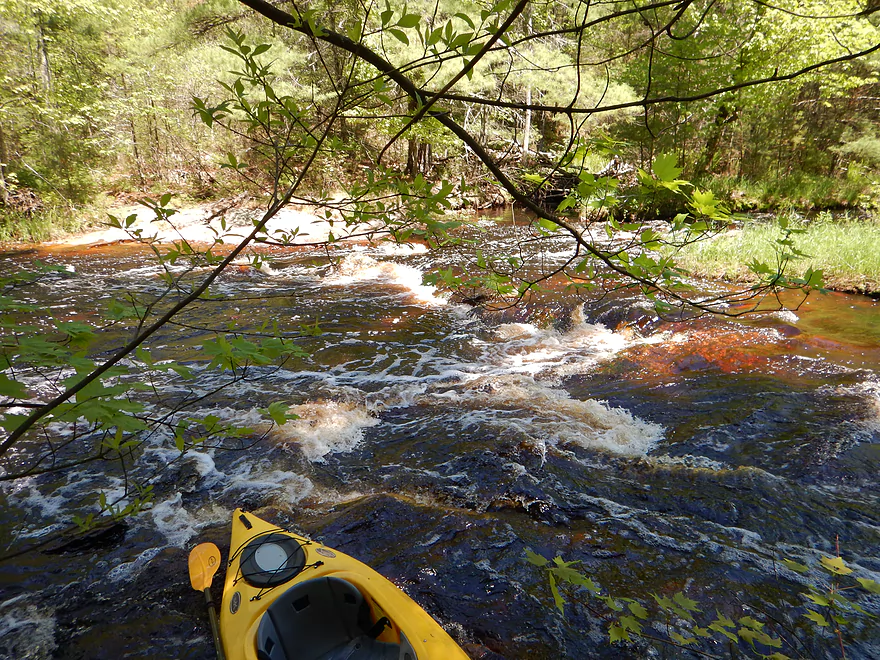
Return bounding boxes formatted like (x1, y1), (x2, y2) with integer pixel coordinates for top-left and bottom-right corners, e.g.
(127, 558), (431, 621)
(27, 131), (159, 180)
(239, 533), (306, 588)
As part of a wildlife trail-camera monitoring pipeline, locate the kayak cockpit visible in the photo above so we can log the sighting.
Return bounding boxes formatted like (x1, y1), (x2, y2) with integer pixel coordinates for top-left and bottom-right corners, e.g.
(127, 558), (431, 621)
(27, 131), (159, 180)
(256, 576), (417, 660)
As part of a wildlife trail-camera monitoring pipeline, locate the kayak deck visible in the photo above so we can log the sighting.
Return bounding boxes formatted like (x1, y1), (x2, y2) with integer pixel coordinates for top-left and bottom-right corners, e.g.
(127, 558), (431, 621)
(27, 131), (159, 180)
(218, 509), (469, 660)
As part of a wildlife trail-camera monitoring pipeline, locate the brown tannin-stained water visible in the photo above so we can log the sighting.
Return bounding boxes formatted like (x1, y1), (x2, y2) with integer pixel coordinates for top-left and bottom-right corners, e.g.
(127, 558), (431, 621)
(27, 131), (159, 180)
(0, 220), (878, 659)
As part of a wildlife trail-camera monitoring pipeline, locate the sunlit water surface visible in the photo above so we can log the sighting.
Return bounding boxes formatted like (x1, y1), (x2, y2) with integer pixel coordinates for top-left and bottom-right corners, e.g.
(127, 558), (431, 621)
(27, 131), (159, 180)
(1, 219), (879, 659)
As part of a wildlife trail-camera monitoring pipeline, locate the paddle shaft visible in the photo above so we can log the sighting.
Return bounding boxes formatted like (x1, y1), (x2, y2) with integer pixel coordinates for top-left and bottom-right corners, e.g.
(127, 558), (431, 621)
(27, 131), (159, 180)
(203, 586), (227, 660)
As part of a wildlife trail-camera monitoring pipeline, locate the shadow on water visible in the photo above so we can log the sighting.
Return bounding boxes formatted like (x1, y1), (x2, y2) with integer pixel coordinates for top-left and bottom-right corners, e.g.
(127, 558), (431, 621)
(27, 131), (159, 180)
(1, 237), (879, 659)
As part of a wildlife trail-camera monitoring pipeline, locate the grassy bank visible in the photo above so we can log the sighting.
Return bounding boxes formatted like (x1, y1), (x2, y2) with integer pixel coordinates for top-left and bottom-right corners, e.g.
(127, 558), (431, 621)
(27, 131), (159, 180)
(701, 173), (876, 211)
(0, 203), (90, 243)
(670, 214), (880, 296)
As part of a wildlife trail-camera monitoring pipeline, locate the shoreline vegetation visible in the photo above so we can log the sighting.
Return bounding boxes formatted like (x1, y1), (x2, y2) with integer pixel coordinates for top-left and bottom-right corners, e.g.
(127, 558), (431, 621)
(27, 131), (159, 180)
(4, 186), (879, 298)
(671, 212), (880, 298)
(2, 0), (879, 309)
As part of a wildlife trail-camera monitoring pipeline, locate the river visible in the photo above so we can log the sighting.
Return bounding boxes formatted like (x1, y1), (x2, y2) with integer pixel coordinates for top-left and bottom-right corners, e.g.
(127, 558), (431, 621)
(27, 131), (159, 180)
(0, 212), (878, 659)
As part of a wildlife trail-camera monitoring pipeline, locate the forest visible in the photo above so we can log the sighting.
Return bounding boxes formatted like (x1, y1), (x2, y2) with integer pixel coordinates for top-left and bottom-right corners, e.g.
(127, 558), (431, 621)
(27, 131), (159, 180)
(1, 1), (880, 659)
(2, 0), (879, 215)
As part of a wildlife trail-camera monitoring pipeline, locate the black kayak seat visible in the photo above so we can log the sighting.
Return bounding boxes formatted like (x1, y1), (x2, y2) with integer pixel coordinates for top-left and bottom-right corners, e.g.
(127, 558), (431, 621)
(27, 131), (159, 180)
(256, 576), (403, 660)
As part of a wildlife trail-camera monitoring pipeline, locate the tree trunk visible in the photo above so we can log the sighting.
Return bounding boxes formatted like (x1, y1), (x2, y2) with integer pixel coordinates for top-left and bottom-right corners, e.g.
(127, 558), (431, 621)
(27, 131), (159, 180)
(405, 98), (431, 177)
(694, 104), (738, 178)
(521, 11), (533, 164)
(523, 87), (532, 163)
(0, 122), (9, 207)
(35, 11), (53, 100)
(121, 74), (145, 188)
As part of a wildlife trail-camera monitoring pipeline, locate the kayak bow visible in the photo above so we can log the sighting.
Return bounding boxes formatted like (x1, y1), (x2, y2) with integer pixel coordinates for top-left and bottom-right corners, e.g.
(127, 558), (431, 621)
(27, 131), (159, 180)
(217, 508), (469, 660)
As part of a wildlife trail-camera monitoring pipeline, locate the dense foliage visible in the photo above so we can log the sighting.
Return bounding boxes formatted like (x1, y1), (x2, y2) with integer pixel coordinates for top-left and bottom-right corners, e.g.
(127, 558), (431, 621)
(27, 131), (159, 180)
(0, 0), (878, 213)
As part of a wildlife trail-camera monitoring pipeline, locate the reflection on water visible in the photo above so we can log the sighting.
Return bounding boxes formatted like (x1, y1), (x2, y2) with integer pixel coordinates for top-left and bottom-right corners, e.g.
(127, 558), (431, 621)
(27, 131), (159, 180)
(1, 228), (879, 659)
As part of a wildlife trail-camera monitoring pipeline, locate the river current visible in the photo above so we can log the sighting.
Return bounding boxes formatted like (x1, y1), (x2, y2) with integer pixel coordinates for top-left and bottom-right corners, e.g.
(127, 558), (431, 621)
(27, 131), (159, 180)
(1, 216), (878, 659)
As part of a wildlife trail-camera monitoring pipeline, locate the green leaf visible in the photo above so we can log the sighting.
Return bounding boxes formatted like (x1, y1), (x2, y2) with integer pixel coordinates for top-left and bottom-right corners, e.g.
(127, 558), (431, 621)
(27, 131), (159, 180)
(738, 616), (764, 631)
(608, 624), (629, 643)
(56, 321), (95, 348)
(0, 373), (26, 399)
(806, 592), (831, 607)
(627, 601), (648, 619)
(804, 609), (829, 627)
(738, 627), (782, 648)
(522, 172), (548, 185)
(388, 28), (409, 45)
(599, 595), (623, 612)
(549, 556), (590, 587)
(425, 27), (442, 46)
(536, 218), (560, 233)
(709, 622), (738, 642)
(782, 558), (809, 573)
(652, 593), (674, 611)
(673, 592), (700, 613)
(669, 631), (696, 645)
(548, 572), (565, 615)
(525, 549), (549, 567)
(0, 413), (27, 433)
(260, 401), (296, 426)
(618, 616), (642, 635)
(713, 612), (735, 628)
(578, 576), (601, 593)
(652, 153), (683, 182)
(820, 555), (853, 576)
(454, 12), (475, 29)
(397, 13), (420, 28)
(856, 577), (880, 594)
(689, 188), (725, 217)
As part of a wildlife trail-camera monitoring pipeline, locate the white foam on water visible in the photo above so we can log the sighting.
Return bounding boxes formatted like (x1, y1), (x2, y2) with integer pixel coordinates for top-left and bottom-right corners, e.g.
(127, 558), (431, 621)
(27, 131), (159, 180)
(13, 484), (69, 521)
(0, 599), (56, 659)
(106, 546), (162, 582)
(441, 374), (663, 456)
(229, 256), (277, 276)
(274, 401), (380, 461)
(223, 460), (315, 505)
(323, 254), (446, 306)
(860, 379), (880, 434)
(150, 493), (199, 547)
(182, 450), (226, 489)
(480, 311), (636, 381)
(143, 445), (227, 492)
(363, 383), (429, 412)
(374, 242), (429, 256)
(773, 309), (800, 324)
(577, 493), (699, 551)
(814, 379), (880, 443)
(650, 454), (729, 471)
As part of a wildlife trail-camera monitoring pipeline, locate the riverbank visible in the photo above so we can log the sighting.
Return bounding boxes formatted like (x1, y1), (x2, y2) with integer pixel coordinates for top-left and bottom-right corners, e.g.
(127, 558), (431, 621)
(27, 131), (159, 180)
(6, 198), (880, 298)
(19, 197), (384, 250)
(670, 215), (880, 297)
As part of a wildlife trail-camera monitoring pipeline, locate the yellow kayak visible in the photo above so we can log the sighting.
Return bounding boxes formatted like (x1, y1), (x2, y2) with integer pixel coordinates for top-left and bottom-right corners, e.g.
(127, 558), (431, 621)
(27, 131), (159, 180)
(218, 508), (470, 660)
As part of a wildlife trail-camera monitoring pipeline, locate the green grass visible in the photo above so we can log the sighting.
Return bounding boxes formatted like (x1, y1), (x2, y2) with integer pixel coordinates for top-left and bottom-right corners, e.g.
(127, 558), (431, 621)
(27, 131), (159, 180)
(700, 174), (875, 212)
(670, 215), (880, 294)
(0, 204), (86, 243)
(0, 195), (120, 243)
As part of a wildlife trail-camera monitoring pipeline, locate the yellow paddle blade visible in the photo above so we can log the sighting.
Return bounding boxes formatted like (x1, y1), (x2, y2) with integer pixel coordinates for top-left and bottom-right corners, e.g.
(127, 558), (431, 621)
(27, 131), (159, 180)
(189, 542), (222, 591)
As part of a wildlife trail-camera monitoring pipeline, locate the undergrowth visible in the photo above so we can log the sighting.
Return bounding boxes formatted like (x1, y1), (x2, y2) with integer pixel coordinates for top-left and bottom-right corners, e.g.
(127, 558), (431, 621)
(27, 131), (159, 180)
(669, 213), (880, 294)
(701, 174), (876, 212)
